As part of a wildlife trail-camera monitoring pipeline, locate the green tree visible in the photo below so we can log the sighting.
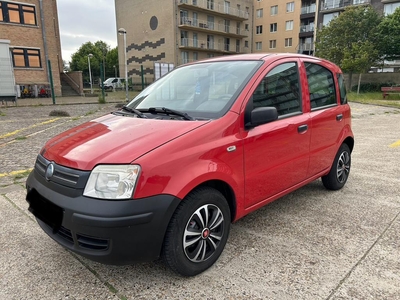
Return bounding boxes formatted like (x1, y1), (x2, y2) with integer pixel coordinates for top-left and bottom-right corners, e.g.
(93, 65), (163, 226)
(69, 41), (119, 84)
(377, 7), (400, 61)
(315, 5), (382, 88)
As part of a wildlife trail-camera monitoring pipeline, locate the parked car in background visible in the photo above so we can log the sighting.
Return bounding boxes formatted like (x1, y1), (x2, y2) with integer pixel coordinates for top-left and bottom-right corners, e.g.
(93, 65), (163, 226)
(26, 53), (354, 277)
(103, 77), (125, 90)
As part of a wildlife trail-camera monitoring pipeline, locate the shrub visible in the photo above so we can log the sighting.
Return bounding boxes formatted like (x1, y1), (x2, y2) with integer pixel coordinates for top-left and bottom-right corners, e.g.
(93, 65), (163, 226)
(351, 82), (397, 92)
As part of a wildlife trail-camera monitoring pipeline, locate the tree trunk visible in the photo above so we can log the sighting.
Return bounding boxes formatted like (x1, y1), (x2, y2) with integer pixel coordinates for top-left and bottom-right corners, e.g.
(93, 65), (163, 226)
(357, 73), (362, 94)
(348, 72), (353, 92)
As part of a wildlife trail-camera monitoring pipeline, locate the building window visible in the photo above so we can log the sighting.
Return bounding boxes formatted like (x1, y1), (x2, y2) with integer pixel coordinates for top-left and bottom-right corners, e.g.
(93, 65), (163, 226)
(224, 19), (230, 33)
(285, 38), (292, 47)
(181, 31), (188, 46)
(193, 33), (198, 47)
(270, 23), (277, 33)
(245, 40), (249, 47)
(270, 5), (278, 15)
(256, 8), (263, 18)
(256, 25), (263, 34)
(236, 39), (240, 52)
(207, 0), (214, 10)
(193, 52), (198, 61)
(1, 2), (37, 25)
(224, 1), (230, 13)
(384, 2), (400, 15)
(269, 40), (276, 49)
(225, 38), (230, 51)
(256, 42), (262, 50)
(181, 51), (189, 64)
(12, 48), (41, 68)
(207, 15), (214, 30)
(245, 23), (249, 31)
(193, 12), (198, 26)
(192, 0), (197, 5)
(285, 20), (293, 31)
(207, 35), (214, 49)
(323, 12), (339, 26)
(286, 2), (295, 12)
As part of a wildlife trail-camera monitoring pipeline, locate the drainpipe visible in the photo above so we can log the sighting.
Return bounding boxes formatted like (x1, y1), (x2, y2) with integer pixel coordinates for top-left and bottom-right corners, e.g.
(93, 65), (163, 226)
(39, 0), (50, 83)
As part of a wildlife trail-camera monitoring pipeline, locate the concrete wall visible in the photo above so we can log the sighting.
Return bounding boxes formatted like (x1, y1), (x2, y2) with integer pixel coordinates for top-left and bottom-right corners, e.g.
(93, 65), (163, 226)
(344, 73), (400, 90)
(61, 71), (83, 95)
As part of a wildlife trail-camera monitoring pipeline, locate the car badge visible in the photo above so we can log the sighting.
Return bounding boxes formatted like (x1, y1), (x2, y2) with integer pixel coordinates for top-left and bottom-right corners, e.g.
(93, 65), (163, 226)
(45, 163), (54, 180)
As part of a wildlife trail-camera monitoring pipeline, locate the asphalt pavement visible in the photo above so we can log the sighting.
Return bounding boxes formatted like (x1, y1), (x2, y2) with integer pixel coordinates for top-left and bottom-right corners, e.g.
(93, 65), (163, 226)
(0, 98), (399, 299)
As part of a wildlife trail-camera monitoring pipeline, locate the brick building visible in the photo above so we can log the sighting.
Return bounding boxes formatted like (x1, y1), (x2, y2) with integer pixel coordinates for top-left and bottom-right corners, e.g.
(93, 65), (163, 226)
(0, 0), (63, 97)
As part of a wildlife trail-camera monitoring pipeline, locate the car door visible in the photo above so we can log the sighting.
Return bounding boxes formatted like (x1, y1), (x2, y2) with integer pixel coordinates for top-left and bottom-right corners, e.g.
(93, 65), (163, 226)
(242, 60), (311, 209)
(303, 61), (346, 176)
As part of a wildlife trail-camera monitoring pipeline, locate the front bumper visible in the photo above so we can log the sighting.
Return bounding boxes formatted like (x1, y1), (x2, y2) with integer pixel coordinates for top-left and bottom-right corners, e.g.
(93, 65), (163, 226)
(26, 168), (180, 265)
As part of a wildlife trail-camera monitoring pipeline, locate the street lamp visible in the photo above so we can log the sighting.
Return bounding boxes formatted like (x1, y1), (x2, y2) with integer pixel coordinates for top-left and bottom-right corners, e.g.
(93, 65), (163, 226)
(118, 27), (129, 101)
(88, 53), (93, 94)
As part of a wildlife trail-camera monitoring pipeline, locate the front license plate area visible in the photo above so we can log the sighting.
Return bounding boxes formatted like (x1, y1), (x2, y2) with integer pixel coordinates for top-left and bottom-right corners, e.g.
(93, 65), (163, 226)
(27, 189), (63, 233)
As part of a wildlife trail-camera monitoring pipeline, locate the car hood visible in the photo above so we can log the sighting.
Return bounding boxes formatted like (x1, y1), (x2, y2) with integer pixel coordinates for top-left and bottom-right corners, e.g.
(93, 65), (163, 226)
(41, 113), (209, 170)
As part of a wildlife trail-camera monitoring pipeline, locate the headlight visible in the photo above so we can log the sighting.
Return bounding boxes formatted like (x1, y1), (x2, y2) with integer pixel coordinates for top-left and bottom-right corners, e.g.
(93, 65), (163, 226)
(83, 165), (141, 200)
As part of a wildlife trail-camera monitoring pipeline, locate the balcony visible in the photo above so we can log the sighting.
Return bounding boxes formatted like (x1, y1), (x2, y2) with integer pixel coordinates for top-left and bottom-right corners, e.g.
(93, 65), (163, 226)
(298, 42), (314, 52)
(301, 4), (316, 14)
(321, 0), (370, 11)
(179, 38), (245, 53)
(300, 24), (314, 33)
(179, 17), (248, 37)
(177, 0), (249, 20)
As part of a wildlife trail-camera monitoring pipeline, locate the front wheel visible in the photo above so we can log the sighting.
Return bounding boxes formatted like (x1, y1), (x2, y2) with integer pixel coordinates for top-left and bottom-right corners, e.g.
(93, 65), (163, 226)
(322, 143), (351, 190)
(162, 187), (231, 276)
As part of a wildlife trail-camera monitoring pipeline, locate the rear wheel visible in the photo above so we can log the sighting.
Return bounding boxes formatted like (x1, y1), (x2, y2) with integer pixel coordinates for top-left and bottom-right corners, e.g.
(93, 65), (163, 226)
(162, 187), (231, 276)
(322, 143), (351, 190)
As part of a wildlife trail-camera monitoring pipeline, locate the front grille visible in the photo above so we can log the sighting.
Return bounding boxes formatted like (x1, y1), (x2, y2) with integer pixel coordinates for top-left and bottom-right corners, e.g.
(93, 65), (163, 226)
(77, 234), (109, 251)
(57, 226), (74, 244)
(34, 155), (90, 189)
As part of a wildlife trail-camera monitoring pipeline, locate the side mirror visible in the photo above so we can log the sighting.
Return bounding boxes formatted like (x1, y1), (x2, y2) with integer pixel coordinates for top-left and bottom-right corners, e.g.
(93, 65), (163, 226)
(246, 107), (278, 129)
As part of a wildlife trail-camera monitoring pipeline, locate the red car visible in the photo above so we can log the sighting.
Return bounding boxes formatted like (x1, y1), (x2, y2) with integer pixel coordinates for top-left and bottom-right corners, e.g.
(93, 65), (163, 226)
(26, 54), (354, 276)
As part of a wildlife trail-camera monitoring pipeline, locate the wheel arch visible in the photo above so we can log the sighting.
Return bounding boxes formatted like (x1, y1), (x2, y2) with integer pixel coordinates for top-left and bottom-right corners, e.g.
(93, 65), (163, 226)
(343, 136), (354, 152)
(190, 180), (237, 223)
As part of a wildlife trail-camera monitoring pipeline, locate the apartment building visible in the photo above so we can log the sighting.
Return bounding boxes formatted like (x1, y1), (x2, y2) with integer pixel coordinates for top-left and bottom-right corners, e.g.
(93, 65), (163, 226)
(253, 0), (301, 54)
(0, 0), (63, 97)
(115, 0), (253, 84)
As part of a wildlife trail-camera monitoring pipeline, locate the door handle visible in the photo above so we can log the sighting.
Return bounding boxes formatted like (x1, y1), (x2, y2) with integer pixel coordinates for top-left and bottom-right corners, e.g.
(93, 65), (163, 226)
(336, 114), (343, 121)
(298, 124), (308, 133)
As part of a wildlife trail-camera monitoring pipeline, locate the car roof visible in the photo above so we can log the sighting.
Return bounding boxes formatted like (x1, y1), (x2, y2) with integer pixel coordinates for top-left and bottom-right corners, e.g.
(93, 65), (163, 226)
(189, 53), (341, 73)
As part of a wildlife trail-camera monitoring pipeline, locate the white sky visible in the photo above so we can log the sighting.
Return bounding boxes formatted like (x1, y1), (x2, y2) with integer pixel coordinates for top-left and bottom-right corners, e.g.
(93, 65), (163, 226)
(57, 0), (117, 63)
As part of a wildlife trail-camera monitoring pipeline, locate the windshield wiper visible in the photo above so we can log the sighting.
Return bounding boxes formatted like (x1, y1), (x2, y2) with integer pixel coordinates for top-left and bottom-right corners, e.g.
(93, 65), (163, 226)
(143, 107), (195, 121)
(120, 106), (147, 118)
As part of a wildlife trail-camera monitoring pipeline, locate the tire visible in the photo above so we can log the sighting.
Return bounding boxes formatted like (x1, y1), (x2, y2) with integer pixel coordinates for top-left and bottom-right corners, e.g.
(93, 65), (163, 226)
(322, 143), (351, 190)
(162, 187), (231, 276)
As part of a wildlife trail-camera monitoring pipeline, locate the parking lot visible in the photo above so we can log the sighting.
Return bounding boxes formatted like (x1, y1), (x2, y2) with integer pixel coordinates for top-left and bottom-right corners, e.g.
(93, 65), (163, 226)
(0, 101), (399, 299)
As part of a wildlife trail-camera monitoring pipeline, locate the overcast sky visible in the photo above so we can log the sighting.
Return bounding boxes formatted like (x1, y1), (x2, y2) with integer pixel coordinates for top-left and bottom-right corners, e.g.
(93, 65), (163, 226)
(57, 0), (117, 63)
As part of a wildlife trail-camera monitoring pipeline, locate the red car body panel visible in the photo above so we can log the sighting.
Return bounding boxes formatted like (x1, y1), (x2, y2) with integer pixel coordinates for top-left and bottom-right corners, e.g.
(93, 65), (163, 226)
(42, 114), (209, 170)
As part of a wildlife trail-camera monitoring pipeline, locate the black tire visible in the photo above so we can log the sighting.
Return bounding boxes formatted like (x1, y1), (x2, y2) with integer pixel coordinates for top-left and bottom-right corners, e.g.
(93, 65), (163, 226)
(162, 187), (231, 276)
(322, 143), (351, 190)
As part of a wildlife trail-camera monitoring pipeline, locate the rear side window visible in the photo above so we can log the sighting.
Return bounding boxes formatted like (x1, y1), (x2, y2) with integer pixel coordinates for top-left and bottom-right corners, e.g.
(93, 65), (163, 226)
(337, 73), (347, 104)
(252, 62), (301, 116)
(305, 63), (336, 109)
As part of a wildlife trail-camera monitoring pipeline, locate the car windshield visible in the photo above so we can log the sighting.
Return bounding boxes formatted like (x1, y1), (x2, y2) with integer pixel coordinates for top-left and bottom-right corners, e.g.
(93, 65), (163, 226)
(127, 60), (262, 120)
(104, 78), (114, 83)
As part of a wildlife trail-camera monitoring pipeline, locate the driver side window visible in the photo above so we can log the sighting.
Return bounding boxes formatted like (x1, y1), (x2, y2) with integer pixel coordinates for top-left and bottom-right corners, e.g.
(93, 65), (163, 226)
(252, 62), (301, 116)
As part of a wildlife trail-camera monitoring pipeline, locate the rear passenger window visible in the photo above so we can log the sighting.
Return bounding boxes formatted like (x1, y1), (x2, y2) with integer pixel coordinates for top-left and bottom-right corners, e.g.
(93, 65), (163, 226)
(252, 62), (301, 116)
(337, 73), (347, 104)
(305, 63), (336, 109)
